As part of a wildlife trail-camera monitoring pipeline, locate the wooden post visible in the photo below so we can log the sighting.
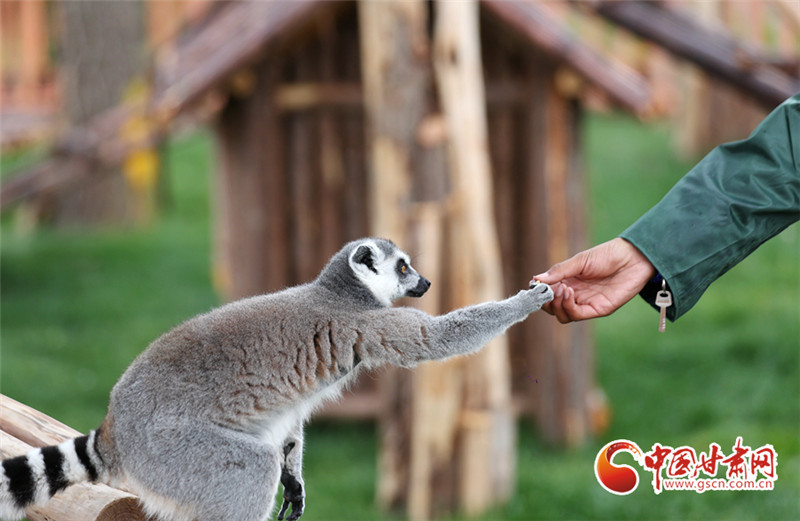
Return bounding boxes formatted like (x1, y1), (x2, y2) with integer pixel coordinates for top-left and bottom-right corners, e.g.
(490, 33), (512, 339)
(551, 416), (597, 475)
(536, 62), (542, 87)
(214, 57), (289, 300)
(362, 2), (515, 518)
(517, 51), (595, 447)
(0, 396), (146, 521)
(359, 4), (450, 521)
(19, 0), (47, 107)
(432, 0), (514, 513)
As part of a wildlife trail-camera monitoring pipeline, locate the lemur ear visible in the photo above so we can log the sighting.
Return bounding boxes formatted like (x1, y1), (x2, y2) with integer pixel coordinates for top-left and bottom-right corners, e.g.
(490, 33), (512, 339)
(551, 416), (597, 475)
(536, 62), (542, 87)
(352, 244), (378, 274)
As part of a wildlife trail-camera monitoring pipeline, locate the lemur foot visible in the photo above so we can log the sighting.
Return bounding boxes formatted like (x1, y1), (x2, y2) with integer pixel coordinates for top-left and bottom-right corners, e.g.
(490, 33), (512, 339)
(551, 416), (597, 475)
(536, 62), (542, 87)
(277, 470), (305, 521)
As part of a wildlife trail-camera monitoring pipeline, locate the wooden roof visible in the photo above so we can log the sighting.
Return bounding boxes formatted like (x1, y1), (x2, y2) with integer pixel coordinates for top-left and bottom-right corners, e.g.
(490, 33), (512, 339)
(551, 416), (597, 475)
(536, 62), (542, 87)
(153, 0), (653, 117)
(153, 0), (342, 118)
(481, 0), (651, 114)
(591, 0), (799, 109)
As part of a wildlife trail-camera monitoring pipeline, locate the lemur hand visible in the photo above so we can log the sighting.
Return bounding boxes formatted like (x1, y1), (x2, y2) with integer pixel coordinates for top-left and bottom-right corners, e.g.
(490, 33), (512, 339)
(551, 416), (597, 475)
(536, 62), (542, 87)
(516, 282), (554, 314)
(277, 469), (305, 521)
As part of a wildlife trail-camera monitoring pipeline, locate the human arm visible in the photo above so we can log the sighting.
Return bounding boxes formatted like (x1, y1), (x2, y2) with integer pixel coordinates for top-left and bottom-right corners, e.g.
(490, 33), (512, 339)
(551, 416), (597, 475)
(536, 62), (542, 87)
(537, 94), (800, 322)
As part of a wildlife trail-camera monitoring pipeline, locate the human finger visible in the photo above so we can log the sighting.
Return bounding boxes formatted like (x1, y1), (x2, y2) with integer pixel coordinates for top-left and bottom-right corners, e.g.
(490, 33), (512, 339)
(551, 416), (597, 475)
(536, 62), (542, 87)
(533, 252), (586, 286)
(550, 284), (574, 324)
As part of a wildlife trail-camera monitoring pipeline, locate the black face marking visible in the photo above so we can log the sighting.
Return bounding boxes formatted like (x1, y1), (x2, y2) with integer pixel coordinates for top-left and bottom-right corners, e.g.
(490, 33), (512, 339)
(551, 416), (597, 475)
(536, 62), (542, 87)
(396, 259), (408, 276)
(2, 455), (35, 508)
(352, 245), (377, 274)
(73, 435), (99, 481)
(41, 445), (69, 496)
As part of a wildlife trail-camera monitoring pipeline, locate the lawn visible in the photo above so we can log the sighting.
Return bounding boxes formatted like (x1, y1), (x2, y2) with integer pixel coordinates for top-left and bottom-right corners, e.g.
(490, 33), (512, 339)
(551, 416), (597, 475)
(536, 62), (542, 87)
(1, 114), (798, 521)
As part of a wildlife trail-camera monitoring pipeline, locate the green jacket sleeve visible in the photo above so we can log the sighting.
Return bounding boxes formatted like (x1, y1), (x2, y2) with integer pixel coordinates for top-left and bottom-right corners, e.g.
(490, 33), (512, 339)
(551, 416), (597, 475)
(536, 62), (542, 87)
(620, 93), (800, 321)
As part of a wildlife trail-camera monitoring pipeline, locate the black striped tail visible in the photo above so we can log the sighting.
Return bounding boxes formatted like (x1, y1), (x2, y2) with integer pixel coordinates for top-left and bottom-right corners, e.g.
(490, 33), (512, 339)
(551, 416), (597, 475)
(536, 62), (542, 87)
(0, 430), (104, 520)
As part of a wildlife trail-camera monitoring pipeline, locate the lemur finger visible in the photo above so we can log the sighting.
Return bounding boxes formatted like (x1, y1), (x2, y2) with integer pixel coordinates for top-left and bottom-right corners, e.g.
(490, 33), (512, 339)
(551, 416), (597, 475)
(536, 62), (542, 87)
(278, 498), (291, 520)
(287, 498), (305, 521)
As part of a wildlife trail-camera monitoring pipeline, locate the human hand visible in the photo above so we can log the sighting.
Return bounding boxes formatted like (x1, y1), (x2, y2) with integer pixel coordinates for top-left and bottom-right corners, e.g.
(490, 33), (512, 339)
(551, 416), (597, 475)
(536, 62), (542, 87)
(532, 238), (656, 323)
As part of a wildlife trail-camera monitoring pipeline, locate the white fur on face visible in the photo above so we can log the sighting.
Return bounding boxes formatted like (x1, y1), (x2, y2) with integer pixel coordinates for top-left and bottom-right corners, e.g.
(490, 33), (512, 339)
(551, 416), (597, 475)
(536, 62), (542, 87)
(349, 241), (418, 306)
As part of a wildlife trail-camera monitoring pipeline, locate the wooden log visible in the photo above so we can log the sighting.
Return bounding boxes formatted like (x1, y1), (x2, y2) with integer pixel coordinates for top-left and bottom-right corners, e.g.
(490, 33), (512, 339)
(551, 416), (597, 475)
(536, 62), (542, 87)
(359, 3), (434, 518)
(432, 0), (514, 514)
(0, 394), (82, 446)
(0, 396), (147, 521)
(359, 4), (470, 520)
(0, 432), (145, 521)
(19, 0), (47, 107)
(0, 103), (165, 210)
(358, 0), (429, 242)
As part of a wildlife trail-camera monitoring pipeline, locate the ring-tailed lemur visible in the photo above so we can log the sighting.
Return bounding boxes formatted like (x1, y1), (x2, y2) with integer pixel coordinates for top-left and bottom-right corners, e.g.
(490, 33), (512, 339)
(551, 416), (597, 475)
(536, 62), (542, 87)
(0, 238), (553, 521)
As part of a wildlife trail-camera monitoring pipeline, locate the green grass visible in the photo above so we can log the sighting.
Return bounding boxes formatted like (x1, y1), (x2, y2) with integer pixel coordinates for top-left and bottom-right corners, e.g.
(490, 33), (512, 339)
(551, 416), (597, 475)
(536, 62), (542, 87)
(1, 131), (219, 428)
(1, 115), (798, 521)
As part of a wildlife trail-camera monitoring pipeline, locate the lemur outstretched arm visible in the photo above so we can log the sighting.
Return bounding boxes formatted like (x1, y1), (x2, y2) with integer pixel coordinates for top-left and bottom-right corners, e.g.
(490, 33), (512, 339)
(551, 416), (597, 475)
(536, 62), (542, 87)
(359, 285), (553, 368)
(278, 421), (305, 521)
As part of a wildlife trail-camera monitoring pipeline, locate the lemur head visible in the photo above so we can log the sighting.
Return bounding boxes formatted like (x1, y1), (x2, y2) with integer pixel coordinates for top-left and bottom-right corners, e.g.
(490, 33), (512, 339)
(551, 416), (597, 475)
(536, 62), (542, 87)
(317, 238), (431, 308)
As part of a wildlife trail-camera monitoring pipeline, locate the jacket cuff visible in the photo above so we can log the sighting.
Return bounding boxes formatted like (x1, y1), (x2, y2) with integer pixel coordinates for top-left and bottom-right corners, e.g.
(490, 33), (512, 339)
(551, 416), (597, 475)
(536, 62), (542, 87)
(617, 234), (682, 321)
(639, 273), (676, 322)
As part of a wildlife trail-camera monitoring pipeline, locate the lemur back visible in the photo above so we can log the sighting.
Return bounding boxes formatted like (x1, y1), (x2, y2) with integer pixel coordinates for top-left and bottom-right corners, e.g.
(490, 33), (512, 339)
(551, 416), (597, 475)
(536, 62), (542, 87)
(0, 238), (553, 521)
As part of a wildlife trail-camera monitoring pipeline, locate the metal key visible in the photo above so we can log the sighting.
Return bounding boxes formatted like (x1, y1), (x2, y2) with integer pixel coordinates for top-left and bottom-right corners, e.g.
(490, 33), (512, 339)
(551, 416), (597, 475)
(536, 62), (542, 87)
(655, 280), (673, 333)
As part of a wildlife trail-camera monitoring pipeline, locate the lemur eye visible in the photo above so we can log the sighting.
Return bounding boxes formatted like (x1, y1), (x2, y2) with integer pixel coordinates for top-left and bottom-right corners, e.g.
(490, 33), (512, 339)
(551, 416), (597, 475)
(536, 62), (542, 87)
(398, 260), (407, 275)
(401, 265), (407, 274)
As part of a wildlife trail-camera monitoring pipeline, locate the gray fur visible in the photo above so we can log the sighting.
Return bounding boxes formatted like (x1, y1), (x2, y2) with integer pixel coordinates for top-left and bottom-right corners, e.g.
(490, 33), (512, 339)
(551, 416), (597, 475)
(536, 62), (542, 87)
(0, 238), (553, 521)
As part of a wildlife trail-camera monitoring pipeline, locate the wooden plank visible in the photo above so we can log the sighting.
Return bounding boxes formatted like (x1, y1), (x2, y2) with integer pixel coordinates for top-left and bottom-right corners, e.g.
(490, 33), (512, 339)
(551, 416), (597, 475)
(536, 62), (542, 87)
(517, 51), (558, 443)
(287, 41), (322, 284)
(318, 18), (346, 261)
(515, 51), (593, 447)
(274, 81), (362, 111)
(214, 55), (288, 299)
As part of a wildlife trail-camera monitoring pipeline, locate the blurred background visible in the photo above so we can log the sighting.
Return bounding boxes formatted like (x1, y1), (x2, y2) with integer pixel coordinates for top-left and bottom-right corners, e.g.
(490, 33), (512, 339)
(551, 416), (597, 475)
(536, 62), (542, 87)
(1, 1), (798, 520)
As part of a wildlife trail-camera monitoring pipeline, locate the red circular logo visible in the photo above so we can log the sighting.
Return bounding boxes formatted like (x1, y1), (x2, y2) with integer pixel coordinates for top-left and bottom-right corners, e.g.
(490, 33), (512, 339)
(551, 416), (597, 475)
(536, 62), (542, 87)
(595, 440), (643, 495)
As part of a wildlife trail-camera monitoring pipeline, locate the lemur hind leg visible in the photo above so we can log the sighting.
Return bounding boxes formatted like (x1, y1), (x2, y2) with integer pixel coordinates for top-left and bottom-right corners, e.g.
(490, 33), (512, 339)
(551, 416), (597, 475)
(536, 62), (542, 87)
(122, 421), (281, 521)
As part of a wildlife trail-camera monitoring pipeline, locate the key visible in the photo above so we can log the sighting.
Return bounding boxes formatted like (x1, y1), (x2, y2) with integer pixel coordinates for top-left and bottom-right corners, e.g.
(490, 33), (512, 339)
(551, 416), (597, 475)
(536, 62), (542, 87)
(655, 282), (672, 333)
